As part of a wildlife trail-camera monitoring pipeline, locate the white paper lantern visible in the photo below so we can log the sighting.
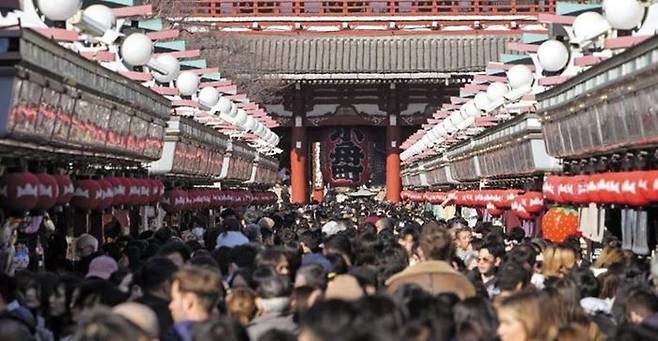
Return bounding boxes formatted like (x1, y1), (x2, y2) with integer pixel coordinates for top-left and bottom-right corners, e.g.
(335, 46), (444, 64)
(462, 100), (480, 118)
(443, 120), (458, 134)
(603, 0), (644, 30)
(487, 82), (509, 101)
(537, 40), (570, 72)
(229, 104), (238, 118)
(573, 12), (611, 42)
(199, 87), (220, 109)
(474, 92), (491, 111)
(217, 97), (232, 114)
(151, 54), (180, 83)
(234, 109), (248, 126)
(271, 135), (280, 146)
(255, 123), (266, 137)
(38, 0), (81, 21)
(121, 33), (153, 66)
(449, 112), (464, 127)
(507, 65), (534, 89)
(176, 71), (199, 96)
(82, 5), (115, 34)
(242, 116), (256, 131)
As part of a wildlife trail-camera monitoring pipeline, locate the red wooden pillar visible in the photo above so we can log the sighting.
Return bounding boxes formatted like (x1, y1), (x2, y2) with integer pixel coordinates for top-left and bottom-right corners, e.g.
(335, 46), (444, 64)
(386, 83), (401, 203)
(386, 116), (401, 203)
(290, 120), (307, 204)
(291, 84), (308, 204)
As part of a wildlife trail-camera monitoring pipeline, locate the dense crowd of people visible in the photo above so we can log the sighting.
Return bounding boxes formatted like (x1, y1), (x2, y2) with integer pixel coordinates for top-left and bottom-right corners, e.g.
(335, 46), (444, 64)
(1, 199), (658, 341)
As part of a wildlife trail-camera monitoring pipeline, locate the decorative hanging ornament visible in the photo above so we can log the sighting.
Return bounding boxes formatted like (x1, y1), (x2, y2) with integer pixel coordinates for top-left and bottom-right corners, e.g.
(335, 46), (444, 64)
(537, 40), (570, 72)
(176, 71), (200, 96)
(53, 174), (75, 205)
(37, 0), (81, 21)
(603, 0), (644, 30)
(0, 172), (40, 212)
(34, 173), (59, 211)
(121, 33), (154, 66)
(70, 179), (102, 211)
(151, 54), (180, 83)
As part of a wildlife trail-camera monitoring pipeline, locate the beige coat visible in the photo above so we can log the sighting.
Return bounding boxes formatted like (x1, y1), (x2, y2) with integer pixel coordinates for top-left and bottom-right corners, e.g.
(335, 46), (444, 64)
(385, 260), (476, 299)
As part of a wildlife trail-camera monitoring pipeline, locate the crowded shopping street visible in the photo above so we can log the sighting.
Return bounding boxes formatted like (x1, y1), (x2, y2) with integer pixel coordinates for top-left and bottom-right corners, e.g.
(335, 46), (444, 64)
(1, 0), (658, 340)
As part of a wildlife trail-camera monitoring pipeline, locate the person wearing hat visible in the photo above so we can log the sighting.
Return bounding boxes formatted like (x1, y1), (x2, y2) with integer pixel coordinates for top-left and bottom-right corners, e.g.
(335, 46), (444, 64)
(86, 256), (118, 280)
(75, 234), (101, 275)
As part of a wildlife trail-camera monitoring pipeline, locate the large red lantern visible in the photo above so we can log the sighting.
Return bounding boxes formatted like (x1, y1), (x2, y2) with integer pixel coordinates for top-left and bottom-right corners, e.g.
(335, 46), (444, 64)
(599, 173), (622, 205)
(0, 172), (40, 212)
(524, 192), (544, 214)
(34, 173), (59, 211)
(639, 171), (658, 203)
(486, 202), (503, 217)
(511, 195), (533, 220)
(105, 177), (127, 205)
(542, 207), (579, 243)
(556, 177), (574, 204)
(161, 190), (188, 213)
(53, 174), (74, 205)
(70, 179), (102, 211)
(543, 176), (560, 202)
(621, 172), (650, 207)
(96, 179), (115, 210)
(571, 175), (590, 205)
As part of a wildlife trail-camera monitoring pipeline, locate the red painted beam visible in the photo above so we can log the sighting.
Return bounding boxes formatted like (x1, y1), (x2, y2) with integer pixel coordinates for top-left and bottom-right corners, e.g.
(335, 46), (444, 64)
(506, 42), (539, 53)
(538, 13), (575, 25)
(189, 67), (220, 75)
(474, 74), (508, 83)
(147, 30), (180, 40)
(604, 35), (651, 49)
(119, 71), (152, 81)
(80, 51), (116, 62)
(154, 50), (202, 59)
(539, 76), (570, 86)
(574, 55), (605, 66)
(112, 5), (153, 18)
(32, 27), (79, 41)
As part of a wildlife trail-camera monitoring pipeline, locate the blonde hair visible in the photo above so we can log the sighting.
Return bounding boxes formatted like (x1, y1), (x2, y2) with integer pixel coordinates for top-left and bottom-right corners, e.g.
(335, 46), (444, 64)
(497, 290), (553, 341)
(593, 245), (625, 269)
(543, 245), (576, 278)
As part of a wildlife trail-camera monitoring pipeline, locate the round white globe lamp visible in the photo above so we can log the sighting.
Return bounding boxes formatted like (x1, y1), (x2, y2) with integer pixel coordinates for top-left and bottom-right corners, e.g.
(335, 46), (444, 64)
(151, 54), (180, 83)
(487, 82), (509, 102)
(603, 0), (644, 30)
(176, 71), (200, 96)
(37, 0), (81, 21)
(199, 87), (220, 109)
(507, 65), (534, 89)
(217, 97), (233, 114)
(82, 5), (115, 35)
(474, 92), (490, 111)
(121, 33), (154, 66)
(537, 40), (570, 72)
(573, 12), (611, 41)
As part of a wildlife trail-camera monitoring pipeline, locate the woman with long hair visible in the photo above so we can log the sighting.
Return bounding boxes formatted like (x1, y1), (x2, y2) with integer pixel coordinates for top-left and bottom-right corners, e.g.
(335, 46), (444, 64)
(496, 290), (554, 341)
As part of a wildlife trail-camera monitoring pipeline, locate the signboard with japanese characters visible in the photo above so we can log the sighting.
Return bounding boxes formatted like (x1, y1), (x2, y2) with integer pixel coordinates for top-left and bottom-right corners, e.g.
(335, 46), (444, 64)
(322, 127), (370, 187)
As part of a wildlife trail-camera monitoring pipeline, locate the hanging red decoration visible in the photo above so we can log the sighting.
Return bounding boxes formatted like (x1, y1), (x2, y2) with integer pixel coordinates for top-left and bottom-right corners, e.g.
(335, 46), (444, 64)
(53, 174), (74, 205)
(0, 171), (40, 212)
(70, 179), (102, 211)
(96, 179), (115, 210)
(161, 190), (188, 213)
(105, 177), (127, 206)
(486, 202), (503, 217)
(524, 192), (545, 214)
(34, 173), (59, 211)
(542, 206), (579, 243)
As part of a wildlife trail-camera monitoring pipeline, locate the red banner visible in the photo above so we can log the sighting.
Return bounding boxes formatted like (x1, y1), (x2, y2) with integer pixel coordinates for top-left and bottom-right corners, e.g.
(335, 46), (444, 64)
(322, 127), (370, 187)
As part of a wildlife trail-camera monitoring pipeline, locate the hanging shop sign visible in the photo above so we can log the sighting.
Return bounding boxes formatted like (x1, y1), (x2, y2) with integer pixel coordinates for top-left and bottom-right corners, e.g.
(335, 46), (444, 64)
(0, 29), (169, 161)
(150, 116), (229, 178)
(537, 36), (658, 158)
(322, 127), (370, 187)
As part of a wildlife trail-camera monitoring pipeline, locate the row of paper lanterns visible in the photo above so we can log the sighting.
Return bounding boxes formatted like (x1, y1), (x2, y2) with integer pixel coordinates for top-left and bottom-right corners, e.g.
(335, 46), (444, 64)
(401, 0), (649, 162)
(161, 189), (277, 213)
(401, 189), (544, 219)
(34, 0), (280, 148)
(543, 172), (658, 207)
(0, 172), (166, 212)
(0, 171), (278, 214)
